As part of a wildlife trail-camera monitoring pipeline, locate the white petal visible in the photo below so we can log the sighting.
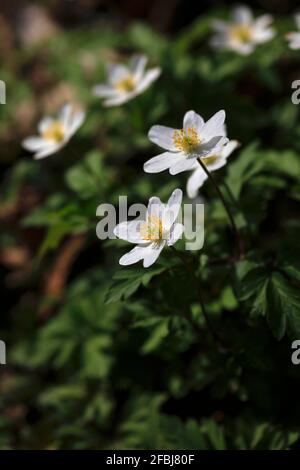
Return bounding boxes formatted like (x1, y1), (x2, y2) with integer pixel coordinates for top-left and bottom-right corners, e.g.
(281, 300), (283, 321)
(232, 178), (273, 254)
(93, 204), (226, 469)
(59, 104), (72, 128)
(187, 168), (208, 198)
(198, 135), (228, 157)
(233, 5), (253, 24)
(143, 152), (183, 174)
(22, 136), (48, 151)
(253, 28), (275, 43)
(103, 93), (133, 107)
(295, 14), (300, 30)
(169, 157), (196, 175)
(148, 125), (178, 151)
(230, 42), (254, 55)
(212, 20), (229, 33)
(134, 67), (161, 95)
(38, 117), (53, 134)
(183, 110), (204, 133)
(114, 220), (148, 244)
(201, 110), (226, 142)
(34, 143), (62, 160)
(92, 84), (117, 98)
(119, 245), (150, 266)
(164, 188), (183, 230)
(287, 32), (300, 49)
(201, 155), (227, 172)
(67, 110), (85, 137)
(130, 54), (148, 81)
(147, 196), (165, 220)
(221, 140), (239, 159)
(143, 241), (166, 268)
(254, 14), (273, 30)
(108, 64), (129, 84)
(167, 223), (184, 246)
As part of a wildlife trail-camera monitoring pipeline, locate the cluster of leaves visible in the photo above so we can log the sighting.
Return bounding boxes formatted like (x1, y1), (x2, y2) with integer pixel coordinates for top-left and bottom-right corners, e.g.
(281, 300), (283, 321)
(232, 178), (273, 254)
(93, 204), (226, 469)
(1, 6), (300, 449)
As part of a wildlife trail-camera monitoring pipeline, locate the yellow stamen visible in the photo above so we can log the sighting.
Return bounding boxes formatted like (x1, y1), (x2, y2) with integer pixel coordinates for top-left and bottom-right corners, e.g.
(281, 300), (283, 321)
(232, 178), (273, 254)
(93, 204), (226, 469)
(229, 24), (253, 43)
(173, 127), (200, 154)
(42, 121), (65, 143)
(115, 75), (136, 93)
(140, 215), (163, 242)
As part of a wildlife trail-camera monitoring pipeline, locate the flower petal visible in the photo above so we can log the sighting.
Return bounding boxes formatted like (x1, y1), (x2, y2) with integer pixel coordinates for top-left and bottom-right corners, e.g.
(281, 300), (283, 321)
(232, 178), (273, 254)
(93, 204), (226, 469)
(59, 104), (72, 128)
(103, 93), (133, 107)
(221, 140), (239, 159)
(34, 143), (62, 160)
(143, 152), (183, 174)
(199, 135), (228, 157)
(187, 168), (208, 198)
(212, 20), (229, 33)
(130, 54), (148, 81)
(164, 188), (183, 230)
(114, 220), (148, 244)
(135, 67), (161, 95)
(108, 64), (129, 84)
(201, 110), (226, 142)
(67, 110), (85, 137)
(148, 125), (178, 152)
(119, 245), (150, 266)
(22, 136), (48, 152)
(38, 117), (53, 134)
(169, 157), (196, 175)
(287, 32), (300, 49)
(233, 5), (253, 24)
(183, 110), (204, 133)
(147, 196), (165, 220)
(143, 241), (166, 268)
(167, 223), (184, 246)
(92, 84), (117, 98)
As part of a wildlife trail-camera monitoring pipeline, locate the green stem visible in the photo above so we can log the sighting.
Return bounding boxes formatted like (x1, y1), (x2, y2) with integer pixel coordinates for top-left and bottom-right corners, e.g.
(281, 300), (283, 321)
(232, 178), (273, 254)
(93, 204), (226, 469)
(170, 246), (228, 352)
(197, 157), (244, 259)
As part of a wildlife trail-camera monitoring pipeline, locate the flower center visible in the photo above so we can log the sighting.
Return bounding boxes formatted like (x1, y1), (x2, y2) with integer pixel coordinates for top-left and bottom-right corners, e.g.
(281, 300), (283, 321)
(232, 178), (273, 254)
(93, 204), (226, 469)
(115, 75), (136, 93)
(140, 215), (163, 242)
(229, 24), (253, 43)
(42, 121), (65, 143)
(173, 127), (201, 154)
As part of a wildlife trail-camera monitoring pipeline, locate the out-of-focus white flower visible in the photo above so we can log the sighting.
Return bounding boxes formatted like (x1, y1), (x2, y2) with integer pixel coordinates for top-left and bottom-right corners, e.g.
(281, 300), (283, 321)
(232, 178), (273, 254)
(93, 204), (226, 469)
(114, 189), (184, 268)
(92, 54), (161, 107)
(144, 110), (228, 176)
(286, 14), (300, 49)
(22, 104), (85, 160)
(211, 5), (275, 55)
(187, 140), (239, 199)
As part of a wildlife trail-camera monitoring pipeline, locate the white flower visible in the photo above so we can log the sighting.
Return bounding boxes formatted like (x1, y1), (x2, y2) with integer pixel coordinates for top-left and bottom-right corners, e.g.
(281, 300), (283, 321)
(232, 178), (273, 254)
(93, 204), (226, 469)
(187, 140), (239, 198)
(92, 54), (161, 107)
(22, 104), (85, 160)
(144, 110), (228, 176)
(211, 5), (275, 55)
(114, 189), (184, 268)
(286, 14), (300, 49)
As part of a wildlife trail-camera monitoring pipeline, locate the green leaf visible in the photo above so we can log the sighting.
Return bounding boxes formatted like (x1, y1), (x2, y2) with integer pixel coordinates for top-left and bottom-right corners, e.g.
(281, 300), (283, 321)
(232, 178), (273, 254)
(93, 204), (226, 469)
(105, 265), (167, 304)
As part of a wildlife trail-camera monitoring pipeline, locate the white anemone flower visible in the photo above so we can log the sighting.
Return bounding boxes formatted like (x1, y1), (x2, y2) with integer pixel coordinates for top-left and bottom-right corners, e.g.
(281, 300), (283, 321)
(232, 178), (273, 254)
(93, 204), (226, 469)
(92, 54), (161, 107)
(143, 110), (228, 176)
(211, 5), (275, 55)
(286, 14), (300, 50)
(187, 140), (239, 198)
(22, 104), (85, 160)
(114, 189), (184, 268)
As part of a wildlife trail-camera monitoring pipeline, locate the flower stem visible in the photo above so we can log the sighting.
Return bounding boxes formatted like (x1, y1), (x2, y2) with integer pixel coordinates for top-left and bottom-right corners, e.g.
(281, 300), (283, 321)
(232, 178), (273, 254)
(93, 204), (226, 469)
(197, 157), (244, 259)
(170, 246), (228, 353)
